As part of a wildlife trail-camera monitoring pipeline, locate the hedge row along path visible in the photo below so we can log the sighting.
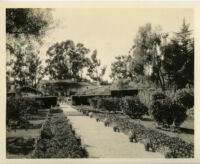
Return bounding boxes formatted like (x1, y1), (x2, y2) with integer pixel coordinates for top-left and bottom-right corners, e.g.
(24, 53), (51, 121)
(61, 104), (163, 158)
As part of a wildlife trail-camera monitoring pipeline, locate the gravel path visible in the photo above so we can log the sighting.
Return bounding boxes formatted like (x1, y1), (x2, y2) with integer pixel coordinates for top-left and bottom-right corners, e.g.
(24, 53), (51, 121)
(61, 104), (164, 158)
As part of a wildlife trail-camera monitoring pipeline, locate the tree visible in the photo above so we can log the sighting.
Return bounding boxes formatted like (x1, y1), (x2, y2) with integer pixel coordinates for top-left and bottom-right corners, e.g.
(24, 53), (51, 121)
(110, 55), (133, 80)
(6, 8), (53, 89)
(26, 52), (45, 88)
(6, 8), (53, 38)
(130, 23), (167, 90)
(87, 50), (106, 83)
(162, 20), (194, 89)
(45, 40), (90, 80)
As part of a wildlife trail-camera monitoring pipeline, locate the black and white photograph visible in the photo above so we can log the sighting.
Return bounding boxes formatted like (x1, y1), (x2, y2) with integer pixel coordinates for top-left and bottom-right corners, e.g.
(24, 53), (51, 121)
(4, 3), (196, 160)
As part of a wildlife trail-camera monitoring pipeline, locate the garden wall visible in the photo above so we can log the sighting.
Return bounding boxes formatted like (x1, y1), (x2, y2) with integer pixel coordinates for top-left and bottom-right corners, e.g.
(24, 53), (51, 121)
(35, 96), (57, 108)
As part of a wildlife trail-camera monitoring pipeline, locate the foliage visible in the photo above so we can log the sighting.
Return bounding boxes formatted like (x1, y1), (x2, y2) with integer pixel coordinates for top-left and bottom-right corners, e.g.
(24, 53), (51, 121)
(122, 96), (148, 119)
(88, 98), (98, 108)
(110, 20), (194, 90)
(26, 51), (45, 87)
(113, 78), (131, 89)
(6, 98), (45, 126)
(6, 98), (28, 124)
(151, 92), (188, 127)
(162, 20), (194, 89)
(151, 98), (174, 126)
(93, 112), (194, 158)
(173, 88), (194, 109)
(110, 55), (133, 80)
(87, 50), (106, 83)
(6, 8), (53, 37)
(34, 113), (88, 158)
(130, 23), (166, 90)
(46, 40), (90, 80)
(7, 137), (35, 155)
(6, 9), (53, 88)
(96, 97), (122, 112)
(152, 91), (167, 101)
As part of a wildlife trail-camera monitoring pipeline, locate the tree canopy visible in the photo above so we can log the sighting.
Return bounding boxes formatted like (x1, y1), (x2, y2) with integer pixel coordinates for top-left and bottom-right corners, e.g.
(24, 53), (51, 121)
(110, 20), (194, 90)
(45, 40), (91, 80)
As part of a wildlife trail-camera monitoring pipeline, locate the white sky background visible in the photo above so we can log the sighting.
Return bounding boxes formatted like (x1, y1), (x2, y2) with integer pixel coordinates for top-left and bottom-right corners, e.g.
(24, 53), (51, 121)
(40, 8), (193, 82)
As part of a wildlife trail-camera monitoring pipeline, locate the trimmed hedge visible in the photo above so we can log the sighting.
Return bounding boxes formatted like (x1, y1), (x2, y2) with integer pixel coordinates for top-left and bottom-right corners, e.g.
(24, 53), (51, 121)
(34, 112), (88, 158)
(96, 97), (122, 112)
(35, 96), (57, 108)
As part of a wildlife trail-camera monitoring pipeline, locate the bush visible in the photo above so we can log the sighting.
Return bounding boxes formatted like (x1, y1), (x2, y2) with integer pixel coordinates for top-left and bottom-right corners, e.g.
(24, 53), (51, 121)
(174, 89), (194, 109)
(7, 98), (45, 128)
(122, 96), (148, 119)
(152, 91), (167, 101)
(151, 98), (174, 126)
(7, 98), (29, 125)
(97, 97), (122, 112)
(27, 99), (45, 114)
(88, 98), (98, 108)
(151, 92), (188, 128)
(171, 101), (187, 127)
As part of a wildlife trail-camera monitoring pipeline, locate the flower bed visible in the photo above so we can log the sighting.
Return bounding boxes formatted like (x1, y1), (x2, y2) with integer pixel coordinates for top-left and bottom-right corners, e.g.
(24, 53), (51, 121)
(33, 110), (88, 158)
(78, 107), (194, 158)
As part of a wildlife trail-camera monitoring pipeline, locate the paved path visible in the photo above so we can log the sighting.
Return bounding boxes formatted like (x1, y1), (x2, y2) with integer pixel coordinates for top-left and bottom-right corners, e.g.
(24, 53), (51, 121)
(61, 104), (164, 158)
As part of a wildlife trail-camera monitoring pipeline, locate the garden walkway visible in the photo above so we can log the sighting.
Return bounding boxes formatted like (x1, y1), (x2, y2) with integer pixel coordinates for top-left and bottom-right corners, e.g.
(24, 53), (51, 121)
(61, 104), (163, 158)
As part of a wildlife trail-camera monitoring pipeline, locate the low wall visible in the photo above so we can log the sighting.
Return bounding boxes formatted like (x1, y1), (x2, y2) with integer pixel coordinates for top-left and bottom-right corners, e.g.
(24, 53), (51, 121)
(110, 89), (138, 97)
(35, 96), (57, 108)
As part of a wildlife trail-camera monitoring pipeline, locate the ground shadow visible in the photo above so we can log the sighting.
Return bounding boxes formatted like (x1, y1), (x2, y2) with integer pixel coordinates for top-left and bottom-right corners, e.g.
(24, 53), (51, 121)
(140, 117), (153, 122)
(180, 127), (194, 135)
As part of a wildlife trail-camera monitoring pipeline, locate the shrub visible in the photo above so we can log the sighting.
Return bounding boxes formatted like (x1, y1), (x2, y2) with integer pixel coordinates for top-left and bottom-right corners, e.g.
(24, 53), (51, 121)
(88, 98), (98, 108)
(151, 98), (174, 126)
(7, 98), (45, 128)
(27, 99), (45, 114)
(97, 97), (122, 112)
(152, 91), (167, 101)
(151, 92), (188, 128)
(171, 101), (187, 127)
(122, 96), (148, 119)
(7, 98), (29, 125)
(174, 89), (194, 109)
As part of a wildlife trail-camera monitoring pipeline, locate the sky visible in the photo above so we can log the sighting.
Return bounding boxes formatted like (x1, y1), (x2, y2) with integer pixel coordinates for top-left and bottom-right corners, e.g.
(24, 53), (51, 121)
(40, 8), (193, 82)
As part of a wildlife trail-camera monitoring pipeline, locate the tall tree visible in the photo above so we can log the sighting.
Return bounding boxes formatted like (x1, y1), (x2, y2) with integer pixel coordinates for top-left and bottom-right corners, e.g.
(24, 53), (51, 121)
(130, 23), (167, 90)
(87, 50), (106, 83)
(110, 55), (133, 80)
(6, 8), (53, 89)
(162, 19), (194, 89)
(26, 51), (45, 88)
(45, 40), (90, 80)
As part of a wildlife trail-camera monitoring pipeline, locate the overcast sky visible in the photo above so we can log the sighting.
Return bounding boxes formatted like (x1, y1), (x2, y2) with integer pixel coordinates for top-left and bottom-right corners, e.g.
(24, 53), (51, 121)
(40, 8), (193, 81)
